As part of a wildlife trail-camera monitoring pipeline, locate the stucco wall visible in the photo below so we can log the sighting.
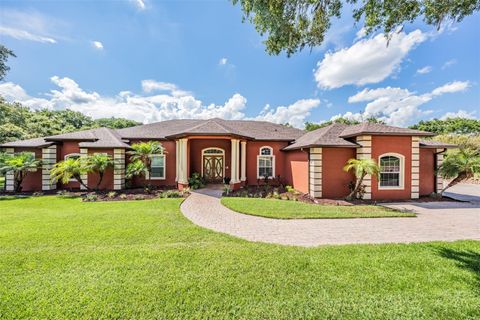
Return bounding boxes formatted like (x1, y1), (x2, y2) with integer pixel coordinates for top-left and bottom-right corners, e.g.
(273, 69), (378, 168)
(189, 139), (231, 179)
(420, 148), (435, 196)
(11, 147), (42, 192)
(128, 140), (177, 188)
(283, 149), (309, 194)
(371, 136), (412, 200)
(57, 141), (82, 189)
(322, 147), (356, 199)
(245, 141), (289, 184)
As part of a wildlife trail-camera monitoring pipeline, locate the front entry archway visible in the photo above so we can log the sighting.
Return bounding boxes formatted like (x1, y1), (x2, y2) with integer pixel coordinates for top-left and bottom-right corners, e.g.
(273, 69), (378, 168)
(202, 148), (225, 183)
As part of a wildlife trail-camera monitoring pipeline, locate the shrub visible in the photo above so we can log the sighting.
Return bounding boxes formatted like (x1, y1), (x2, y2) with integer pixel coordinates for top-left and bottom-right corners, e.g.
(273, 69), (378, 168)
(32, 191), (44, 197)
(56, 190), (76, 198)
(188, 172), (205, 190)
(223, 184), (232, 196)
(84, 193), (98, 202)
(160, 190), (182, 198)
(133, 194), (145, 201)
(107, 191), (117, 199)
(223, 176), (231, 185)
(119, 194), (127, 200)
(285, 185), (295, 193)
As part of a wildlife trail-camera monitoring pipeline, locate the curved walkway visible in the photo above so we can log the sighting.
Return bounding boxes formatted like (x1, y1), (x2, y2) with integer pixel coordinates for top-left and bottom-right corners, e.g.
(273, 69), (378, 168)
(180, 187), (480, 247)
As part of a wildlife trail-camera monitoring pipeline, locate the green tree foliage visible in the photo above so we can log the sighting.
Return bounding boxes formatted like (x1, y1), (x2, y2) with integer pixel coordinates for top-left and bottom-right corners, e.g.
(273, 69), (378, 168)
(85, 154), (114, 190)
(127, 141), (165, 182)
(0, 98), (141, 144)
(433, 134), (480, 151)
(232, 0), (480, 56)
(0, 152), (42, 192)
(409, 117), (480, 134)
(50, 158), (91, 190)
(438, 148), (480, 194)
(305, 116), (384, 131)
(343, 158), (380, 200)
(0, 45), (15, 80)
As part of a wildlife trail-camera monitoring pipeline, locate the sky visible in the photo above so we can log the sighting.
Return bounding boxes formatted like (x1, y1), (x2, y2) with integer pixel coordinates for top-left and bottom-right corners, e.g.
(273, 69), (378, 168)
(0, 0), (479, 128)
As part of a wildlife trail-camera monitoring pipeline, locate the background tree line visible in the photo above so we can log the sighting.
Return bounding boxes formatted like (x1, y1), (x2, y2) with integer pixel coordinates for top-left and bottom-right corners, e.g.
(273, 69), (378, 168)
(0, 98), (141, 144)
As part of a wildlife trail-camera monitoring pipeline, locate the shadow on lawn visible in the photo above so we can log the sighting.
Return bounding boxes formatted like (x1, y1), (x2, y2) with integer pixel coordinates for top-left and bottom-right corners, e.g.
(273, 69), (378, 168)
(438, 247), (480, 294)
(0, 195), (31, 201)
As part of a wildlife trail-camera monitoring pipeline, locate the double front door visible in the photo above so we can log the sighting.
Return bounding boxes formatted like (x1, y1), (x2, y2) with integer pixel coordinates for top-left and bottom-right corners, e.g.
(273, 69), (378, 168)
(203, 155), (223, 183)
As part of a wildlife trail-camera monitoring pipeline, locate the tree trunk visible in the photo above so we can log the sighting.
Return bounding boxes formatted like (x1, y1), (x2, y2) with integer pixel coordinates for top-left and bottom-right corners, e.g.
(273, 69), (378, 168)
(346, 173), (366, 201)
(440, 171), (472, 194)
(14, 171), (24, 192)
(96, 171), (104, 191)
(74, 174), (91, 191)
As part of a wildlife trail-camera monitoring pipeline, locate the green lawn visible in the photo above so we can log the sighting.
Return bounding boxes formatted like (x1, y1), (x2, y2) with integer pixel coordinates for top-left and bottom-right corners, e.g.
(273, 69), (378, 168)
(0, 196), (479, 319)
(221, 197), (415, 219)
(0, 175), (4, 191)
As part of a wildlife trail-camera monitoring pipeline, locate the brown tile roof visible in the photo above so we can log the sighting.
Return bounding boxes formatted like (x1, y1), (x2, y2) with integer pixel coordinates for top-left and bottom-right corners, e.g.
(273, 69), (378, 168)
(78, 128), (131, 148)
(284, 123), (358, 150)
(0, 137), (54, 148)
(117, 118), (304, 141)
(339, 123), (434, 138)
(419, 140), (457, 148)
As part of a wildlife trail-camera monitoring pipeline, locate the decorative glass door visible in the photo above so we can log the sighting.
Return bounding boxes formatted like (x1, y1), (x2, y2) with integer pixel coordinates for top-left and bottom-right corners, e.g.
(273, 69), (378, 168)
(203, 156), (223, 182)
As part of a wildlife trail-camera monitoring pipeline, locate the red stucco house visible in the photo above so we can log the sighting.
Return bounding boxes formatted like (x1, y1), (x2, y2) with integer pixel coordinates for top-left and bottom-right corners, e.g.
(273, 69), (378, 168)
(0, 118), (454, 200)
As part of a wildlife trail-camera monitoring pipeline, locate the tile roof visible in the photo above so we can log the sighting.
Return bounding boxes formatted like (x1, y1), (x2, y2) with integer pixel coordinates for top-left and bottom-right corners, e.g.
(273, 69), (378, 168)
(339, 123), (434, 138)
(78, 128), (131, 148)
(284, 123), (358, 150)
(117, 118), (304, 141)
(419, 140), (457, 148)
(0, 137), (54, 148)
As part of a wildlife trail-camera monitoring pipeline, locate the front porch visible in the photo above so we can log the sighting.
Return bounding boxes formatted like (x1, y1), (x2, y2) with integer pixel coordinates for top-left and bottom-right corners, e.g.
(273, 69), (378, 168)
(175, 136), (247, 190)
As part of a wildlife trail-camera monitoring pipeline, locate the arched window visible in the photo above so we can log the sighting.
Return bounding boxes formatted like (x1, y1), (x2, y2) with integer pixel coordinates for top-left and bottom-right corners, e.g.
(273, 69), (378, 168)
(257, 146), (275, 178)
(65, 153), (81, 161)
(379, 153), (404, 189)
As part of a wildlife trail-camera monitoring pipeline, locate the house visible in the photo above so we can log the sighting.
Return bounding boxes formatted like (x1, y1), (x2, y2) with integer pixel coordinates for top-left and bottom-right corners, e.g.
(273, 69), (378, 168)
(0, 118), (455, 200)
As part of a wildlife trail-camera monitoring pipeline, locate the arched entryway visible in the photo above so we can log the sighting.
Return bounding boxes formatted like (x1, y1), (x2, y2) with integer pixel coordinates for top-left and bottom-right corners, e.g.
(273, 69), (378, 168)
(202, 148), (225, 183)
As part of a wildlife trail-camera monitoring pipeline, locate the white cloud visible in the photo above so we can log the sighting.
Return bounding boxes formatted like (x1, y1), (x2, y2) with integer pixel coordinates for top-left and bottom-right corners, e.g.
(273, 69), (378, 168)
(0, 77), (317, 128)
(440, 110), (477, 120)
(336, 80), (471, 126)
(0, 26), (56, 43)
(219, 58), (228, 65)
(354, 27), (367, 41)
(130, 0), (146, 10)
(431, 81), (470, 96)
(91, 41), (104, 50)
(314, 29), (427, 89)
(442, 59), (457, 69)
(416, 66), (432, 74)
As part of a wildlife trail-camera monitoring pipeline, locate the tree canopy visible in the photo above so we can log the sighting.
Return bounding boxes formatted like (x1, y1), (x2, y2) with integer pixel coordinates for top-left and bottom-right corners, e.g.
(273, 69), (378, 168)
(305, 116), (384, 131)
(0, 98), (141, 144)
(409, 117), (480, 135)
(232, 0), (480, 56)
(0, 45), (15, 81)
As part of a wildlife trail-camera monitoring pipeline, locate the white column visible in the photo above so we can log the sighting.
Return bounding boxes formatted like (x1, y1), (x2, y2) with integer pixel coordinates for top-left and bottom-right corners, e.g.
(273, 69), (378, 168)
(230, 139), (240, 184)
(113, 149), (125, 190)
(436, 148), (444, 193)
(309, 148), (322, 198)
(240, 141), (246, 182)
(411, 136), (420, 199)
(356, 135), (372, 200)
(79, 148), (88, 190)
(177, 139), (188, 184)
(4, 148), (14, 192)
(42, 145), (57, 191)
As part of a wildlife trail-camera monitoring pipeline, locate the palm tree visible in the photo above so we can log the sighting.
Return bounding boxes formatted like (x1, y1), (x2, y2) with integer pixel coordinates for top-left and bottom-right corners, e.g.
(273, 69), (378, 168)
(127, 141), (165, 178)
(343, 158), (380, 200)
(50, 158), (91, 191)
(0, 152), (42, 192)
(438, 148), (480, 194)
(85, 154), (114, 190)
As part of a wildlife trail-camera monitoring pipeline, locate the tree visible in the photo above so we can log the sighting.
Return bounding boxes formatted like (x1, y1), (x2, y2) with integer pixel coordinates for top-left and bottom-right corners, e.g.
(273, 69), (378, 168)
(437, 148), (480, 194)
(0, 152), (42, 192)
(409, 117), (480, 134)
(93, 117), (141, 129)
(343, 158), (380, 200)
(0, 45), (15, 80)
(305, 116), (384, 131)
(232, 0), (480, 56)
(127, 141), (165, 180)
(85, 154), (114, 190)
(50, 158), (91, 191)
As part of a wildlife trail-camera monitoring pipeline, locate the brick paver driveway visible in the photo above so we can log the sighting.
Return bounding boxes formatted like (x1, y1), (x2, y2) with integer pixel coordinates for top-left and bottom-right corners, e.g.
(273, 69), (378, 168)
(180, 187), (480, 247)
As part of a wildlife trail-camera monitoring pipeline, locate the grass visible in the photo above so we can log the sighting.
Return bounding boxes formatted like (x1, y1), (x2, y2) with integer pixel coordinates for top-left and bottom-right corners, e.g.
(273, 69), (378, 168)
(221, 197), (415, 219)
(0, 175), (4, 191)
(0, 196), (479, 319)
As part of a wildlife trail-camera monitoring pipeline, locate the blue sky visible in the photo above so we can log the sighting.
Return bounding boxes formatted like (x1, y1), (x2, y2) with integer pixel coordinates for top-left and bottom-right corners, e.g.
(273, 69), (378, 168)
(0, 0), (479, 128)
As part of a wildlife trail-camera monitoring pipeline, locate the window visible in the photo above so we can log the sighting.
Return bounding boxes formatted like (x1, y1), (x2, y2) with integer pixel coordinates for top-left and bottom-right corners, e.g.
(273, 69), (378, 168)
(379, 154), (404, 189)
(65, 153), (81, 161)
(257, 147), (275, 178)
(150, 154), (165, 179)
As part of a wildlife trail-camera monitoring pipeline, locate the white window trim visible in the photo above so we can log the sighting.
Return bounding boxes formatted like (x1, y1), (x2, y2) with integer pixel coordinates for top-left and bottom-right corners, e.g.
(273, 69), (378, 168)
(148, 154), (166, 180)
(257, 146), (275, 179)
(201, 148), (225, 177)
(378, 153), (405, 190)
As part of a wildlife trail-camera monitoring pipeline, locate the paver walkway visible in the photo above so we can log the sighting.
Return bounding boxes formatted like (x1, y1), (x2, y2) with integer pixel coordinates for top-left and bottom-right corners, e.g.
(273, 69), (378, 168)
(180, 187), (480, 247)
